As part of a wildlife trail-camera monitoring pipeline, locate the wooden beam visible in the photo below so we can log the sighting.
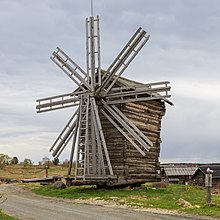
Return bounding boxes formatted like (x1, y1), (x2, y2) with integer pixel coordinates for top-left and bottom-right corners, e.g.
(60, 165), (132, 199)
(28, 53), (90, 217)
(90, 100), (106, 175)
(50, 109), (79, 157)
(51, 47), (91, 90)
(104, 81), (173, 105)
(91, 97), (113, 175)
(67, 118), (79, 175)
(86, 16), (102, 90)
(100, 109), (146, 156)
(36, 91), (90, 113)
(97, 28), (149, 94)
(101, 100), (152, 153)
(111, 104), (153, 147)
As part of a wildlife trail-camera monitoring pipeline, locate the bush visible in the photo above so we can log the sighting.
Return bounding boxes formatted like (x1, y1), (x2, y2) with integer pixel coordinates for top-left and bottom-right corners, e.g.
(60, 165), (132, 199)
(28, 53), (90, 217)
(11, 157), (19, 165)
(23, 158), (33, 167)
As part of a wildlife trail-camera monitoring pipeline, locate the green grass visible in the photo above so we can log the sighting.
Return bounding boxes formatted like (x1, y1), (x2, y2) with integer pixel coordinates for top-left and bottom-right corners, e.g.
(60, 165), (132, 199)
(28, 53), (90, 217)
(32, 184), (220, 218)
(0, 210), (19, 220)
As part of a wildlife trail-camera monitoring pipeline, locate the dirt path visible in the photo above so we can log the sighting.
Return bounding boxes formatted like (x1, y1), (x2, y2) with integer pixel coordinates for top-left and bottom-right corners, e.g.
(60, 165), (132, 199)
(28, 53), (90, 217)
(0, 184), (216, 220)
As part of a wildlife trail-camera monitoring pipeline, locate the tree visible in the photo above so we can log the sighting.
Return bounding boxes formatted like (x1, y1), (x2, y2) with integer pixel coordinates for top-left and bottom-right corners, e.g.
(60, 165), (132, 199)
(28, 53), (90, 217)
(23, 158), (33, 167)
(41, 157), (50, 168)
(53, 157), (59, 165)
(11, 156), (19, 164)
(41, 156), (50, 165)
(0, 153), (11, 169)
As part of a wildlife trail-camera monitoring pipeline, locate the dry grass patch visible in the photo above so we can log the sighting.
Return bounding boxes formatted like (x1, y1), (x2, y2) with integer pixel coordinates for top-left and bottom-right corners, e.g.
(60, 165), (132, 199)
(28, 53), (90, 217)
(0, 165), (67, 180)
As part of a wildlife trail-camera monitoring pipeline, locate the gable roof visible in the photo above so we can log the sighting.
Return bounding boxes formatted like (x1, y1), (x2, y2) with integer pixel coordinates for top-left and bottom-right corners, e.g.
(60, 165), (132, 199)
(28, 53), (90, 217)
(162, 167), (197, 176)
(192, 165), (220, 179)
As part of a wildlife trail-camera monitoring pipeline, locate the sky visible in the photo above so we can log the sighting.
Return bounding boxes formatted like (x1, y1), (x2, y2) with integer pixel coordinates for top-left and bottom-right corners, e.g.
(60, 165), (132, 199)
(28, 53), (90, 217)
(0, 0), (220, 164)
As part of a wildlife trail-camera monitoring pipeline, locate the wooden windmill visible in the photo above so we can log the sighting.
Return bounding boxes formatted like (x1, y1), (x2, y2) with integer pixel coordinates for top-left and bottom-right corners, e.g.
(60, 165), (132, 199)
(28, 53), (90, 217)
(36, 16), (172, 185)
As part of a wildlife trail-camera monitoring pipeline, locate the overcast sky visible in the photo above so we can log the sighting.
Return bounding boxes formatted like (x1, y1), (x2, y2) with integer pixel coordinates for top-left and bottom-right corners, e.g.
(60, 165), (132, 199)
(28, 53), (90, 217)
(0, 0), (220, 164)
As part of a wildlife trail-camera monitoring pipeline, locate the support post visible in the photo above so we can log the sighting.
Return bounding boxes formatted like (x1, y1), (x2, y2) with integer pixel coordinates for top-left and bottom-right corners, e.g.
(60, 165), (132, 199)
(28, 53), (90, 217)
(45, 165), (49, 178)
(205, 170), (213, 205)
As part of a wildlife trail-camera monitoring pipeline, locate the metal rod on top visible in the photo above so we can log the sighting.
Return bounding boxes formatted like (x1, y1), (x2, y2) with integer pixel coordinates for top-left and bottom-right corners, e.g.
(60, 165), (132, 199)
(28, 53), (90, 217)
(91, 0), (94, 17)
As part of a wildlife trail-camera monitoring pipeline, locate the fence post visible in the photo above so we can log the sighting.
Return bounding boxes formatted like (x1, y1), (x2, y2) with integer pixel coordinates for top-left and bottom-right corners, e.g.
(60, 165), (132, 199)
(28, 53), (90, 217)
(45, 165), (49, 178)
(205, 169), (213, 205)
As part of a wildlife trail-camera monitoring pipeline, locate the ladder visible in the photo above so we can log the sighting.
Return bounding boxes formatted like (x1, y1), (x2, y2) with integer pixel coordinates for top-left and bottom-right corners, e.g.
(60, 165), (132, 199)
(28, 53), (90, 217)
(86, 16), (101, 89)
(75, 95), (90, 180)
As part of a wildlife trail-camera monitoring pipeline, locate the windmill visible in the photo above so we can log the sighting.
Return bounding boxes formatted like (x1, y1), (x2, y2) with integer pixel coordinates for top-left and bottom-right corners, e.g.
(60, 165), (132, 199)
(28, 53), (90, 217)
(36, 16), (172, 185)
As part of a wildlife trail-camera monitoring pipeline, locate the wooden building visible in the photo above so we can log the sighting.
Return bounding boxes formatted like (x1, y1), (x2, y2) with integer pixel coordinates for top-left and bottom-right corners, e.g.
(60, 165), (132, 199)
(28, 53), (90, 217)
(101, 77), (168, 184)
(191, 165), (220, 188)
(161, 165), (197, 184)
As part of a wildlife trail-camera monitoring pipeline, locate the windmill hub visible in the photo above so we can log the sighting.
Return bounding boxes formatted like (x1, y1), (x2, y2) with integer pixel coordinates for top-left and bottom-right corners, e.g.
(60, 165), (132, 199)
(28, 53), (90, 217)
(36, 15), (172, 184)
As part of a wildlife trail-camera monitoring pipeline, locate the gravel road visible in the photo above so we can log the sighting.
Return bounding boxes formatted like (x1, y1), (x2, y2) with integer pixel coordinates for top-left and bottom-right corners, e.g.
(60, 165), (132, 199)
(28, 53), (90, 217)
(0, 184), (216, 220)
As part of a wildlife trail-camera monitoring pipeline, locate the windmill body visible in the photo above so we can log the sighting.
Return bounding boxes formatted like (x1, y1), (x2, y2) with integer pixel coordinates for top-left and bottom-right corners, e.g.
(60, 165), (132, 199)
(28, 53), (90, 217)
(36, 16), (172, 185)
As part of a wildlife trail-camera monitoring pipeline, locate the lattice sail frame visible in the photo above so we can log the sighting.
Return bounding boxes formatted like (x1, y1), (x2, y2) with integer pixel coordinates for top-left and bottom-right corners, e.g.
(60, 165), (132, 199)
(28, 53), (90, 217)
(36, 16), (172, 180)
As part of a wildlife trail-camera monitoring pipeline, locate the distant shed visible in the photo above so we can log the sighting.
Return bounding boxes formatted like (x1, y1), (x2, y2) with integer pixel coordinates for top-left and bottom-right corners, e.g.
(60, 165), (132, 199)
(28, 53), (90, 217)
(191, 165), (220, 187)
(161, 166), (197, 184)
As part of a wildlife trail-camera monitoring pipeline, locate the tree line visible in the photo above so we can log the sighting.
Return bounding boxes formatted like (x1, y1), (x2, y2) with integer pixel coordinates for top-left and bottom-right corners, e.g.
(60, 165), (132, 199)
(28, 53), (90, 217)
(0, 153), (30, 168)
(0, 153), (72, 169)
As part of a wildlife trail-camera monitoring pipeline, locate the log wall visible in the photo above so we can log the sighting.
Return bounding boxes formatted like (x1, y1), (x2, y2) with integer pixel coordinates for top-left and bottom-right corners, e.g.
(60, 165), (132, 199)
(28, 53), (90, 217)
(101, 100), (166, 183)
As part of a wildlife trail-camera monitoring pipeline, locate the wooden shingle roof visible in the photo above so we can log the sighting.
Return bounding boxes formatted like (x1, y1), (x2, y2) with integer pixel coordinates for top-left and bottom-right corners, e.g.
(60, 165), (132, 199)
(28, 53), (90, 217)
(162, 167), (197, 176)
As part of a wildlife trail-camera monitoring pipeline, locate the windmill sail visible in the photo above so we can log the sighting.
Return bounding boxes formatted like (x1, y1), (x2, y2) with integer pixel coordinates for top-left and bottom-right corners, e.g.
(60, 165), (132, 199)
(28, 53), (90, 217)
(36, 15), (172, 185)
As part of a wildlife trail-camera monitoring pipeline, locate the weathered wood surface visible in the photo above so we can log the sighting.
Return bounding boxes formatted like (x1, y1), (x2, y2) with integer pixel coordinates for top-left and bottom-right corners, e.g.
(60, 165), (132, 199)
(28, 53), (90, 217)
(99, 99), (165, 182)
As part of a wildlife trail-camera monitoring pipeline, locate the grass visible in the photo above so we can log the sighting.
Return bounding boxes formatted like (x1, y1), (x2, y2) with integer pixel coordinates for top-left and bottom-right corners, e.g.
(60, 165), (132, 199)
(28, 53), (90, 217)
(0, 210), (19, 220)
(32, 183), (220, 218)
(0, 164), (67, 180)
(1, 166), (219, 218)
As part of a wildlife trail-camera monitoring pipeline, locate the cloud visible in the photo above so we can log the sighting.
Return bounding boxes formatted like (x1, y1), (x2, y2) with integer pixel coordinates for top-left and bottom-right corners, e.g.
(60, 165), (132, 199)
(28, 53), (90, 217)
(0, 0), (220, 164)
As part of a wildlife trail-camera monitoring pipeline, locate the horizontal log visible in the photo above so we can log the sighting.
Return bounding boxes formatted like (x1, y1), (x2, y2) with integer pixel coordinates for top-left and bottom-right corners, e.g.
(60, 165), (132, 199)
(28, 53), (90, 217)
(128, 169), (156, 173)
(125, 113), (160, 126)
(97, 95), (165, 183)
(126, 178), (158, 182)
(127, 173), (157, 178)
(125, 149), (160, 156)
(125, 99), (163, 109)
(123, 102), (163, 113)
(123, 105), (164, 118)
(124, 101), (165, 114)
(123, 109), (161, 123)
(128, 171), (156, 175)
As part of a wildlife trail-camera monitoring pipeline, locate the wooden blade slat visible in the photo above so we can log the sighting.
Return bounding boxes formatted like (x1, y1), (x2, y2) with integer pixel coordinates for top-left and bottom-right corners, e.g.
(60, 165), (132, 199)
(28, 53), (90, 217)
(97, 28), (149, 94)
(104, 81), (173, 105)
(91, 97), (113, 175)
(50, 109), (79, 157)
(100, 109), (146, 156)
(51, 47), (91, 90)
(90, 99), (106, 175)
(101, 100), (152, 154)
(36, 92), (80, 113)
(86, 16), (102, 90)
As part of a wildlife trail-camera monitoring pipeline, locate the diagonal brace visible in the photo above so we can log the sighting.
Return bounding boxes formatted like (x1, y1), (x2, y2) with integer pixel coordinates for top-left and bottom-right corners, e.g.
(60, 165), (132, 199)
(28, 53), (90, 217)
(102, 100), (153, 154)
